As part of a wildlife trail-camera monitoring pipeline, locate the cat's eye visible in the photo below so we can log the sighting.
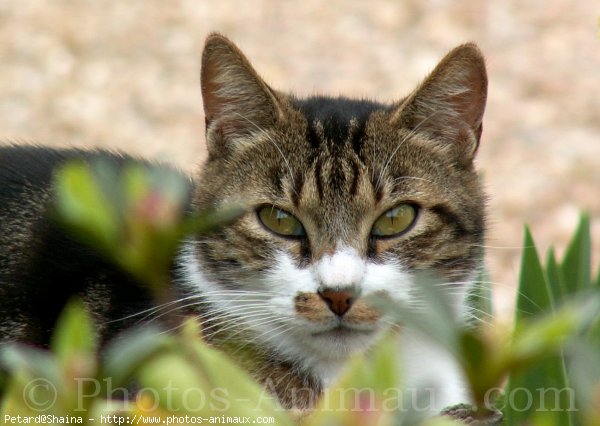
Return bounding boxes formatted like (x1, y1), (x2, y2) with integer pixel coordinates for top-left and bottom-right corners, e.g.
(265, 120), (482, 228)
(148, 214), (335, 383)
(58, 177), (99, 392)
(258, 206), (305, 237)
(371, 204), (417, 238)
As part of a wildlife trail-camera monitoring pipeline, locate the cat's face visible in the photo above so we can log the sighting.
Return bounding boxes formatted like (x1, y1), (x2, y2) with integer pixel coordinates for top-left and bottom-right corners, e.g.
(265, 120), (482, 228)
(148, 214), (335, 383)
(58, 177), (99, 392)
(184, 34), (487, 371)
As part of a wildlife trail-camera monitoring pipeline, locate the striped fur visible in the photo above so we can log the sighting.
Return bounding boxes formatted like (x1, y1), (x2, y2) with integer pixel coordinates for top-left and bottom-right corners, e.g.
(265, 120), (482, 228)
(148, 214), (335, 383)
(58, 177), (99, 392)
(0, 34), (488, 413)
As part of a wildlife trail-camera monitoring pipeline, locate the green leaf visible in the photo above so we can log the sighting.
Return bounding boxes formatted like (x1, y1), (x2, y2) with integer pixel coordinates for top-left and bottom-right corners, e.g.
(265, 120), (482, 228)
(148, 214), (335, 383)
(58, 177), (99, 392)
(560, 213), (591, 293)
(102, 326), (171, 387)
(0, 345), (60, 385)
(306, 335), (400, 426)
(136, 320), (292, 424)
(0, 367), (6, 394)
(474, 296), (599, 424)
(510, 295), (600, 364)
(53, 161), (120, 252)
(565, 340), (600, 416)
(0, 345), (67, 418)
(515, 226), (554, 320)
(53, 160), (245, 299)
(422, 418), (465, 426)
(504, 227), (573, 425)
(51, 299), (97, 368)
(545, 248), (566, 306)
(183, 204), (247, 236)
(372, 273), (461, 355)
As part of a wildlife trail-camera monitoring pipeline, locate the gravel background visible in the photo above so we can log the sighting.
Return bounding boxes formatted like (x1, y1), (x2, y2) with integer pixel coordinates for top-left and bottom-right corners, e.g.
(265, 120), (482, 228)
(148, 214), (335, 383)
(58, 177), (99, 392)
(1, 1), (598, 318)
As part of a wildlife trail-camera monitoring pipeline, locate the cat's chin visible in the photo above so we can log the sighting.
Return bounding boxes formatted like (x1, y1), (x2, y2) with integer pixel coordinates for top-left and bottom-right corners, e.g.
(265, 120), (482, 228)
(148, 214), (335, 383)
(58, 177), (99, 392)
(309, 327), (378, 359)
(292, 322), (386, 364)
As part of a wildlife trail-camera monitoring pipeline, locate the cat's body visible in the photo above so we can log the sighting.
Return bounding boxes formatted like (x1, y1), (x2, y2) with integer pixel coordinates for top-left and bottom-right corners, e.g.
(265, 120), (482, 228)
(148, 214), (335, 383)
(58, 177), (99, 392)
(0, 146), (194, 345)
(0, 34), (487, 413)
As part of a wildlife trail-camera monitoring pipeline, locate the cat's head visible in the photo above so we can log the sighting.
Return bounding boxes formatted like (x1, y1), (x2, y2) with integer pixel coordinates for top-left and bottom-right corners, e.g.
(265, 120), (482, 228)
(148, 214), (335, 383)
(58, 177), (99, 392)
(184, 34), (487, 371)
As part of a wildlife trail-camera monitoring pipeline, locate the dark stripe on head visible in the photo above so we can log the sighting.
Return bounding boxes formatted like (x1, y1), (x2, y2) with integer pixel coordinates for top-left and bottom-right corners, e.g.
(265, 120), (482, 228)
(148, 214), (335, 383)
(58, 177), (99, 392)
(328, 160), (346, 190)
(370, 168), (385, 203)
(290, 170), (305, 206)
(430, 204), (471, 238)
(305, 120), (322, 149)
(366, 237), (379, 261)
(291, 96), (385, 150)
(349, 119), (367, 158)
(299, 238), (312, 267)
(268, 166), (283, 194)
(349, 158), (360, 197)
(314, 156), (324, 201)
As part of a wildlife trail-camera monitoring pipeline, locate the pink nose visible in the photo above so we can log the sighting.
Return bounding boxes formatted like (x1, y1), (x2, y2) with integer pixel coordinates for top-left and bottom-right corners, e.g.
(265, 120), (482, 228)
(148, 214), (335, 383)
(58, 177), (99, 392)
(318, 289), (355, 316)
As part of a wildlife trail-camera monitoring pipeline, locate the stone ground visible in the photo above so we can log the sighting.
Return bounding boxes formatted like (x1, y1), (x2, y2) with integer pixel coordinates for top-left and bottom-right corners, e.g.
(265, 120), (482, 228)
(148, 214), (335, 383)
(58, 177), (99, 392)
(1, 1), (598, 318)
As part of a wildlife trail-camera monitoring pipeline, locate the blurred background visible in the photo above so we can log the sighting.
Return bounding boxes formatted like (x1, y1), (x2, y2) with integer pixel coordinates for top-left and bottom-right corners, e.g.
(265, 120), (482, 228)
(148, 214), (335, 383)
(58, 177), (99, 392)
(0, 0), (598, 318)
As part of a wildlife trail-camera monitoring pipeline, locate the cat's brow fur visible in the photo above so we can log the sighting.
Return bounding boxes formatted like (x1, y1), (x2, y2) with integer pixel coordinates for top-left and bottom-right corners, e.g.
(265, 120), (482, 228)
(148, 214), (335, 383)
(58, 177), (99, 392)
(0, 33), (488, 413)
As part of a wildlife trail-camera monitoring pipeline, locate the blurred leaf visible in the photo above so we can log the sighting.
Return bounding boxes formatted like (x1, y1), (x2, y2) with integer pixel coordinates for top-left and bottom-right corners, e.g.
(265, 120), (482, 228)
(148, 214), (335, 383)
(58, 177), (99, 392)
(505, 295), (600, 425)
(458, 331), (487, 394)
(102, 325), (171, 387)
(53, 161), (119, 252)
(54, 160), (245, 299)
(373, 274), (461, 355)
(183, 204), (247, 236)
(510, 295), (600, 364)
(135, 319), (292, 424)
(0, 367), (6, 394)
(0, 345), (61, 387)
(565, 340), (600, 416)
(305, 335), (400, 426)
(421, 418), (464, 426)
(0, 346), (66, 418)
(560, 213), (591, 294)
(136, 351), (211, 414)
(51, 299), (97, 370)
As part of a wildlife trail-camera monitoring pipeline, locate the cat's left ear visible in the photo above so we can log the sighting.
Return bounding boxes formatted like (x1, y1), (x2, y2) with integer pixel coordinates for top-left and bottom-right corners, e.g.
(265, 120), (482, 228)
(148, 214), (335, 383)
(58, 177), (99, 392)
(392, 43), (487, 164)
(201, 33), (285, 158)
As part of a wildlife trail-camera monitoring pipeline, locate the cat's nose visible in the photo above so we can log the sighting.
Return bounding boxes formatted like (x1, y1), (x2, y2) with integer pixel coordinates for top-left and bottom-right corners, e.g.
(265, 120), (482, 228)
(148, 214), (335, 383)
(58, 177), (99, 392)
(318, 288), (356, 316)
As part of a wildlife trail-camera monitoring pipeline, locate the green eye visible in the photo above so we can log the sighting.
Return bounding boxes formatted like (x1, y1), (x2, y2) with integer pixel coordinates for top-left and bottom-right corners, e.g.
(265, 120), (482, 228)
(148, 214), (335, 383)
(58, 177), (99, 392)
(371, 204), (417, 237)
(258, 206), (305, 237)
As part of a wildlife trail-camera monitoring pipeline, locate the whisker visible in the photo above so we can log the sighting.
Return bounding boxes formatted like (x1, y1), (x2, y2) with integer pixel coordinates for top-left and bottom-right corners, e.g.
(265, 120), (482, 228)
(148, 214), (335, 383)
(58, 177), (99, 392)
(226, 322), (295, 356)
(106, 290), (278, 324)
(202, 312), (278, 338)
(217, 316), (290, 344)
(146, 299), (270, 325)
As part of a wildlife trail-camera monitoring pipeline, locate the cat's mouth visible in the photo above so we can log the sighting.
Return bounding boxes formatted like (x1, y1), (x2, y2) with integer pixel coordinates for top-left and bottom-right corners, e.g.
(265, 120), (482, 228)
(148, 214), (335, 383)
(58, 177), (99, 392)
(311, 324), (375, 339)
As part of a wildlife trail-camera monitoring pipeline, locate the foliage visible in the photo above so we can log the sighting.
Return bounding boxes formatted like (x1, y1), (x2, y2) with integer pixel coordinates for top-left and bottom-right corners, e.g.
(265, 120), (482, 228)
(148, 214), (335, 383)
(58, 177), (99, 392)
(1, 161), (599, 425)
(503, 216), (600, 426)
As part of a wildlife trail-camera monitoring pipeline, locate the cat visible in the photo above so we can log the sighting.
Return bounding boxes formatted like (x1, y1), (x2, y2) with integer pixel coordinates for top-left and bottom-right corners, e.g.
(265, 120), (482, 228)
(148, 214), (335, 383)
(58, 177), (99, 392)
(0, 33), (487, 414)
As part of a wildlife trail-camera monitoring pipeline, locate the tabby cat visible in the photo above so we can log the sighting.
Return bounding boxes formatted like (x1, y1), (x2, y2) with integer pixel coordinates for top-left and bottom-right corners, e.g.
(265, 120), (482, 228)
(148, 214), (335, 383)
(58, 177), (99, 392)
(0, 33), (487, 413)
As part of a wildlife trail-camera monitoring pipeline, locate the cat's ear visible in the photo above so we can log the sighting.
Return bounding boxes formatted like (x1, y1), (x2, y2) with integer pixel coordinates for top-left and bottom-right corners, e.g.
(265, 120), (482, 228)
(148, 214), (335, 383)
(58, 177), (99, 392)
(392, 43), (487, 164)
(201, 33), (284, 157)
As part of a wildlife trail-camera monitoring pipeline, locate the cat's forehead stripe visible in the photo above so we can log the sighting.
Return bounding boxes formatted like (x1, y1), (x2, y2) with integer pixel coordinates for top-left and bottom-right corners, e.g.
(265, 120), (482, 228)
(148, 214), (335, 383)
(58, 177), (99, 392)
(310, 117), (360, 147)
(291, 95), (385, 153)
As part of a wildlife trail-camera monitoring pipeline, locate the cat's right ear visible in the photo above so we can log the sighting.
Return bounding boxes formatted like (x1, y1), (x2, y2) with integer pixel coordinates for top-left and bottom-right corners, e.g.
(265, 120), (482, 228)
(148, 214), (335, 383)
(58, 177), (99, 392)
(391, 43), (487, 166)
(201, 33), (284, 158)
